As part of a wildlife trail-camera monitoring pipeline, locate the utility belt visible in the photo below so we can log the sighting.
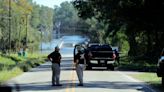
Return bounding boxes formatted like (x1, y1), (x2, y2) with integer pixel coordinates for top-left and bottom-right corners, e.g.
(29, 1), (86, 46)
(52, 62), (60, 66)
(77, 58), (86, 64)
(78, 62), (84, 64)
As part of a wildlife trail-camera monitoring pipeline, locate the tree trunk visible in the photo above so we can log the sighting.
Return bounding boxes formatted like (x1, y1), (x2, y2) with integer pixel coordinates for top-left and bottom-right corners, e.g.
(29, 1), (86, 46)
(146, 31), (152, 54)
(127, 31), (138, 57)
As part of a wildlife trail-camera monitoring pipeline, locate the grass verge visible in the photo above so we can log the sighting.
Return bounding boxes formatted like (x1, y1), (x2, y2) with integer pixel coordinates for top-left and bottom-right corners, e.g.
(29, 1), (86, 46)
(117, 55), (164, 91)
(0, 67), (23, 84)
(0, 53), (46, 84)
(129, 72), (164, 92)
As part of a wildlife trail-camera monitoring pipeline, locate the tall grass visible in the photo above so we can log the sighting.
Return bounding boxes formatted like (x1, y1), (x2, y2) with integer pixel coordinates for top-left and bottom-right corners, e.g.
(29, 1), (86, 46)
(0, 67), (22, 83)
(0, 53), (46, 84)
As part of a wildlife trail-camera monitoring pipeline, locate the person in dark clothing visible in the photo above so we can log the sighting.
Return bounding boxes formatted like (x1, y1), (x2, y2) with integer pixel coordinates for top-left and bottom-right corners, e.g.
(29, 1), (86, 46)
(114, 49), (120, 65)
(48, 46), (62, 86)
(74, 47), (86, 86)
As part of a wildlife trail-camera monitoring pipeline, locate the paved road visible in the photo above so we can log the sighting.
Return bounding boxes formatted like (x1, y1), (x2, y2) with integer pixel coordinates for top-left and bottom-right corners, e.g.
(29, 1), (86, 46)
(7, 58), (156, 92)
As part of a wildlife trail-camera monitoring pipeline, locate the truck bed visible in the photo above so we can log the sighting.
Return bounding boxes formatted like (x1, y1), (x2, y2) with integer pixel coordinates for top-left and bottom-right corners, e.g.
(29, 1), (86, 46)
(88, 44), (114, 59)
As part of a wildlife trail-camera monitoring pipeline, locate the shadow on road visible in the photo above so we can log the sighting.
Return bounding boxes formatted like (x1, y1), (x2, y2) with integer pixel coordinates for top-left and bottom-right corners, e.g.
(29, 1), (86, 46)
(17, 80), (151, 92)
(79, 81), (151, 92)
(7, 60), (155, 92)
(19, 80), (73, 91)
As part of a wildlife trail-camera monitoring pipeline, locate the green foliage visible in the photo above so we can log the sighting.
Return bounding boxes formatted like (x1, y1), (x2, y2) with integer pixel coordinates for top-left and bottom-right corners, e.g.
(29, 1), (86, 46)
(111, 30), (129, 54)
(54, 2), (79, 35)
(53, 1), (108, 43)
(0, 0), (53, 53)
(30, 4), (40, 29)
(0, 56), (16, 71)
(0, 56), (16, 65)
(118, 55), (157, 72)
(129, 73), (164, 92)
(0, 53), (46, 83)
(73, 0), (164, 63)
(0, 67), (23, 83)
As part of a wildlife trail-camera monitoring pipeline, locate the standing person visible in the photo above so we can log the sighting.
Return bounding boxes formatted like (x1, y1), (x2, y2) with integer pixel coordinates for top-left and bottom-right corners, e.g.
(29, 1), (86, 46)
(74, 46), (85, 86)
(22, 47), (27, 58)
(48, 46), (62, 86)
(114, 49), (120, 65)
(17, 48), (22, 57)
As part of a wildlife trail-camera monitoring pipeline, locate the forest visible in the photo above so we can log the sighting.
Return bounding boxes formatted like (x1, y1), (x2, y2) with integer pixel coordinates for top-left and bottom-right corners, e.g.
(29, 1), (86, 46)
(0, 0), (164, 64)
(73, 0), (164, 63)
(0, 0), (53, 53)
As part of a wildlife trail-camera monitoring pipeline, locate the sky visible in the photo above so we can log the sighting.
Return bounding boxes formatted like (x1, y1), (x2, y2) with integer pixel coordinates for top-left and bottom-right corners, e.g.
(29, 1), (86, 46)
(33, 0), (73, 8)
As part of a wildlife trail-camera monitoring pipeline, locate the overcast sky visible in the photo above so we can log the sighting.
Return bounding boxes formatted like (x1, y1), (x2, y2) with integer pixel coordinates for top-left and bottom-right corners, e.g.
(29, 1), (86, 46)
(33, 0), (73, 8)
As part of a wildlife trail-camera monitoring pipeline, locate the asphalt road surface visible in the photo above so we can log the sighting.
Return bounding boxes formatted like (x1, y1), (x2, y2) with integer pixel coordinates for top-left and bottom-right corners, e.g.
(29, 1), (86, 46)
(7, 58), (157, 92)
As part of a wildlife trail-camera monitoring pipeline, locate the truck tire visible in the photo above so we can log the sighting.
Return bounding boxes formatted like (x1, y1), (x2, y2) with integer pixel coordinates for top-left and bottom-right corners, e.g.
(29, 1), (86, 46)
(108, 64), (114, 71)
(157, 68), (162, 77)
(162, 77), (164, 86)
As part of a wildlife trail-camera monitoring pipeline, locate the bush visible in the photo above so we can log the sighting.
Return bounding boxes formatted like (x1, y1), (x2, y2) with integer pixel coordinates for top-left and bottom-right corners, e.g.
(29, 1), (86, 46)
(118, 55), (157, 72)
(18, 63), (31, 72)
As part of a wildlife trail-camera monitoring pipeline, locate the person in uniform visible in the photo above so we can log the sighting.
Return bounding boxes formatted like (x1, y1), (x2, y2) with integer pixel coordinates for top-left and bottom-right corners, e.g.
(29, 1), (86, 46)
(48, 46), (62, 86)
(74, 46), (86, 86)
(114, 49), (120, 65)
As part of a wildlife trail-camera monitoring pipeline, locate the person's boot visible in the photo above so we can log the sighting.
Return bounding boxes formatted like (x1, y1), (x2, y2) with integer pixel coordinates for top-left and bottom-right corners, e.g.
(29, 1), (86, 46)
(56, 84), (62, 86)
(77, 84), (83, 86)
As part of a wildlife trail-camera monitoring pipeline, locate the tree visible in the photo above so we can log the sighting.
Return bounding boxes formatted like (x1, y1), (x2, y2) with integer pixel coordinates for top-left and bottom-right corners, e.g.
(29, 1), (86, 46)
(73, 0), (164, 61)
(53, 1), (105, 43)
(0, 0), (54, 53)
(53, 1), (79, 35)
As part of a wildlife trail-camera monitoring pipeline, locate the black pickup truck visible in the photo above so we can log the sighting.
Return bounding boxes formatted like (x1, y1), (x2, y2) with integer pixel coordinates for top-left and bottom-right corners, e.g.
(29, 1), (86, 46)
(74, 44), (116, 70)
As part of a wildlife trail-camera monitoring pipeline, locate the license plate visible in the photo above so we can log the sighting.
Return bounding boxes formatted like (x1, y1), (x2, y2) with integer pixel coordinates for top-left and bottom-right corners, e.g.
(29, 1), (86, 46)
(100, 60), (105, 63)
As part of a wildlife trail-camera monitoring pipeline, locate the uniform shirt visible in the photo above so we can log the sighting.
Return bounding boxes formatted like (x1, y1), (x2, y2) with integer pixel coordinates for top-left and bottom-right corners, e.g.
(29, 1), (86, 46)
(75, 51), (85, 64)
(48, 51), (61, 65)
(160, 56), (164, 62)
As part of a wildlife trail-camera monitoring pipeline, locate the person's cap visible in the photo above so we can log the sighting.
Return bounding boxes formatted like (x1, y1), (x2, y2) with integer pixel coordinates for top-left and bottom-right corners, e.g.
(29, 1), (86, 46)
(55, 46), (59, 50)
(77, 46), (82, 51)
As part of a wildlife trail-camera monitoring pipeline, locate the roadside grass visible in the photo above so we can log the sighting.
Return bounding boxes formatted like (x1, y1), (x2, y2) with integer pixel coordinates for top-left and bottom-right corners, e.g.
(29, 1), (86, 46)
(0, 67), (23, 83)
(0, 52), (46, 84)
(129, 73), (164, 92)
(118, 55), (157, 72)
(118, 55), (164, 92)
(0, 56), (16, 71)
